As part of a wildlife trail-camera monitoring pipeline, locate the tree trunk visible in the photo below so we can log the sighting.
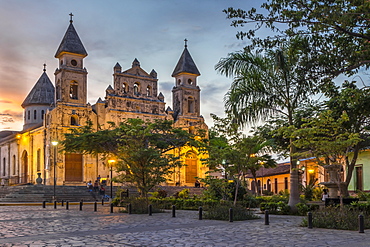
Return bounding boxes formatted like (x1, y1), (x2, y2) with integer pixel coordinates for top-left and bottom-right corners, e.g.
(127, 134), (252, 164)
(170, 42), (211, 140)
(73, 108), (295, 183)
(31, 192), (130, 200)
(233, 177), (240, 206)
(343, 146), (360, 197)
(288, 140), (300, 212)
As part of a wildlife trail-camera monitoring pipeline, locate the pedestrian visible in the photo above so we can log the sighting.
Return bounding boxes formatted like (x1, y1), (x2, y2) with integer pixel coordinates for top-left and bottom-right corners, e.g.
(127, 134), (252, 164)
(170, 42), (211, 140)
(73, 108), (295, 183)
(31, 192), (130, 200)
(93, 180), (99, 192)
(322, 188), (329, 202)
(99, 185), (106, 200)
(87, 180), (93, 192)
(97, 175), (101, 184)
(195, 180), (200, 188)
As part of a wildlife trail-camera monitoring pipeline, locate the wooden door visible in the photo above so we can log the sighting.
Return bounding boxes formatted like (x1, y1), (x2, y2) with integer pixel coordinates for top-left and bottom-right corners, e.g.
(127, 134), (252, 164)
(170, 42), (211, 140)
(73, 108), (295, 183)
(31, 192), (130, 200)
(65, 154), (83, 182)
(185, 158), (197, 183)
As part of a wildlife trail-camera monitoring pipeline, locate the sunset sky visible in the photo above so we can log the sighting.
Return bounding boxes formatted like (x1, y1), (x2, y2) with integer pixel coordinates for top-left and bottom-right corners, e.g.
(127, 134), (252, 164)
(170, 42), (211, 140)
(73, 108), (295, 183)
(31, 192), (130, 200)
(0, 0), (267, 131)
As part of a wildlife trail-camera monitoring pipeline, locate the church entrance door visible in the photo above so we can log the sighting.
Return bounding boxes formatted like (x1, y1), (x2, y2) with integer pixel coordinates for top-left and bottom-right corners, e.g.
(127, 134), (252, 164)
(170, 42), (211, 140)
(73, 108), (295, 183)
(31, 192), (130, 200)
(65, 154), (83, 182)
(185, 152), (197, 184)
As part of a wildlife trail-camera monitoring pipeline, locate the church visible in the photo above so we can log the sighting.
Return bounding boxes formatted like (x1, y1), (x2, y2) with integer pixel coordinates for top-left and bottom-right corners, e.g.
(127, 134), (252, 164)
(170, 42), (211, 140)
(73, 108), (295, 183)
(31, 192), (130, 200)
(0, 15), (208, 187)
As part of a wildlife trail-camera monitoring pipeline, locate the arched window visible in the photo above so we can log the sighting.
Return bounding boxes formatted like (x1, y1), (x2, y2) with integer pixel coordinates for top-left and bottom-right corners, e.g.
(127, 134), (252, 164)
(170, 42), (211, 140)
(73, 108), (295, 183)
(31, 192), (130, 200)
(27, 110), (30, 120)
(188, 97), (194, 113)
(188, 79), (193, 85)
(70, 116), (78, 126)
(134, 83), (139, 95)
(69, 81), (78, 99)
(56, 81), (61, 101)
(177, 79), (181, 85)
(34, 110), (37, 120)
(146, 86), (151, 96)
(41, 110), (45, 120)
(122, 83), (127, 93)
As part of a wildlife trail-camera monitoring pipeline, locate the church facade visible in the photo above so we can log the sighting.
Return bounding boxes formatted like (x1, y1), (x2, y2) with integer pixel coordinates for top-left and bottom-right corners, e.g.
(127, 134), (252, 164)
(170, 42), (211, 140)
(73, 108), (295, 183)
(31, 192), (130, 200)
(0, 16), (208, 187)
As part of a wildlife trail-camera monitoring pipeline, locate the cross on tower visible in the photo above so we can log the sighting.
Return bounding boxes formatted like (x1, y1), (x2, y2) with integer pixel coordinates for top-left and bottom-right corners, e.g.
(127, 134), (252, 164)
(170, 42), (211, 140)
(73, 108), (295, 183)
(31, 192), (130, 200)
(184, 38), (188, 48)
(43, 63), (46, 72)
(69, 13), (74, 23)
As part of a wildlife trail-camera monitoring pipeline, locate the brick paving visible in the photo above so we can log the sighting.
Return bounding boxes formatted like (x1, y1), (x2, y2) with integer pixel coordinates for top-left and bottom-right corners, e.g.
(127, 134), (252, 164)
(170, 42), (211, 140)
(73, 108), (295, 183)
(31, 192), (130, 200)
(0, 204), (369, 246)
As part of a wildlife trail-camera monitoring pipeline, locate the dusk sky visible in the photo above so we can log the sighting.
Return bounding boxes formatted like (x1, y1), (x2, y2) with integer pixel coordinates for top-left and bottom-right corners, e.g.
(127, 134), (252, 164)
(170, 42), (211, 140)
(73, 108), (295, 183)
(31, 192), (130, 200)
(0, 0), (267, 131)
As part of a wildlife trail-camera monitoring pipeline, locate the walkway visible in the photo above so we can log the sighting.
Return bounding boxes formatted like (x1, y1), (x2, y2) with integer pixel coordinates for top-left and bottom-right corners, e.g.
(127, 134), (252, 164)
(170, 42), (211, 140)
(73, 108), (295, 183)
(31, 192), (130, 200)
(0, 204), (369, 246)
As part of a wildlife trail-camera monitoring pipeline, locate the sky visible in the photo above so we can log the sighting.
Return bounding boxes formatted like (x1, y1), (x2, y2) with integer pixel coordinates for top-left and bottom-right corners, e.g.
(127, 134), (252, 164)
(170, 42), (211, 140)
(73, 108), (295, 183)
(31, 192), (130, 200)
(0, 0), (265, 132)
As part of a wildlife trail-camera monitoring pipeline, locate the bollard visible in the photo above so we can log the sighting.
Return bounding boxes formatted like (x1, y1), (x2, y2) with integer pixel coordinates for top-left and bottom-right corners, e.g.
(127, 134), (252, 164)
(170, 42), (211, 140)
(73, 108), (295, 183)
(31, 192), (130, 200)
(94, 201), (97, 212)
(54, 200), (57, 209)
(79, 200), (83, 211)
(148, 204), (152, 216)
(66, 201), (69, 210)
(128, 203), (132, 214)
(229, 208), (233, 222)
(265, 210), (269, 225)
(102, 199), (104, 206)
(359, 214), (365, 233)
(172, 205), (176, 218)
(61, 200), (64, 207)
(199, 206), (203, 220)
(308, 212), (313, 229)
(110, 203), (114, 214)
(42, 201), (46, 209)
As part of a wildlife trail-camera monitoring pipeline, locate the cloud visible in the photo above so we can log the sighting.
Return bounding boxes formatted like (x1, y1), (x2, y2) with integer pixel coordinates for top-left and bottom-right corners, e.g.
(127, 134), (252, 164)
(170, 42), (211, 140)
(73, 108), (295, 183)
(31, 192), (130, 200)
(0, 100), (12, 104)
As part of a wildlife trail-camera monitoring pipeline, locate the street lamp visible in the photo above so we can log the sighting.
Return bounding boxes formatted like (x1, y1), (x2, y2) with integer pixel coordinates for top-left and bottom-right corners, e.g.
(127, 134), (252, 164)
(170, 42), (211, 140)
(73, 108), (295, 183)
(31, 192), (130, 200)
(108, 159), (116, 199)
(51, 141), (58, 201)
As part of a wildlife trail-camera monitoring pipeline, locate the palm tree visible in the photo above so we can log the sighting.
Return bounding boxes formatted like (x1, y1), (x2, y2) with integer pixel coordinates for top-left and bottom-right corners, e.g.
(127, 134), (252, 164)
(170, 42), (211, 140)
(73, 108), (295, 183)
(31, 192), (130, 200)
(215, 42), (317, 210)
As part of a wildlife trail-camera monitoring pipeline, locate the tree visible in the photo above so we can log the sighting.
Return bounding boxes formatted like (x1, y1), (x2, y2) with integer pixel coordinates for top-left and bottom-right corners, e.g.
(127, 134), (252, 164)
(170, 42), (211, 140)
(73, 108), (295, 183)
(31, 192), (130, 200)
(62, 118), (198, 201)
(206, 114), (276, 205)
(323, 81), (370, 196)
(287, 110), (362, 204)
(215, 44), (316, 210)
(224, 0), (370, 80)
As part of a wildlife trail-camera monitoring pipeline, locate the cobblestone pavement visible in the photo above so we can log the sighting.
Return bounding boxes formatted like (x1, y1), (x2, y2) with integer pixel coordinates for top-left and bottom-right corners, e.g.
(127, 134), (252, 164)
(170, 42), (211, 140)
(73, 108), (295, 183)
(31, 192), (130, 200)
(0, 204), (369, 246)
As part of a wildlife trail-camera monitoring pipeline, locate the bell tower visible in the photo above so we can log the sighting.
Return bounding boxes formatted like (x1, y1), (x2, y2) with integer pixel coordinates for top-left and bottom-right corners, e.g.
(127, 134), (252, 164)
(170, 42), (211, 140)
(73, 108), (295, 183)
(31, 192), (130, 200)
(54, 13), (88, 106)
(171, 39), (201, 120)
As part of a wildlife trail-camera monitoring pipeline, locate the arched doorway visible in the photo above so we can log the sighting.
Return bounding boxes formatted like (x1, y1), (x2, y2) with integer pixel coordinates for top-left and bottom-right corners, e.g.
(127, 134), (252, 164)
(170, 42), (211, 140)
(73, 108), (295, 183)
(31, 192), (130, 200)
(21, 151), (28, 184)
(185, 152), (197, 184)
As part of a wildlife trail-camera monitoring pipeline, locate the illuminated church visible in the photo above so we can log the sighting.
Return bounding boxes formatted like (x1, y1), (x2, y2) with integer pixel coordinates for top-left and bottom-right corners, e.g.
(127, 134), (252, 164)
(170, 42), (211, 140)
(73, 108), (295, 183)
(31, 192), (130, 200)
(0, 15), (208, 187)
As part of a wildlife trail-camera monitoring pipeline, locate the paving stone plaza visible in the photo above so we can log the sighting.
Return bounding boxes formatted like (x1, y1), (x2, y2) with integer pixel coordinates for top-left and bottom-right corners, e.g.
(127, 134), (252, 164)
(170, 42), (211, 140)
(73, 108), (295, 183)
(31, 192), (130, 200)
(0, 204), (370, 246)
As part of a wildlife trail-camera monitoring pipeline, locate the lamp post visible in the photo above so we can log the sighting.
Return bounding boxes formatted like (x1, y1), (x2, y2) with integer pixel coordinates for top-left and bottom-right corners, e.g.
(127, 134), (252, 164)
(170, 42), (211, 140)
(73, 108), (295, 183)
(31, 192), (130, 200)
(51, 141), (58, 201)
(108, 159), (115, 199)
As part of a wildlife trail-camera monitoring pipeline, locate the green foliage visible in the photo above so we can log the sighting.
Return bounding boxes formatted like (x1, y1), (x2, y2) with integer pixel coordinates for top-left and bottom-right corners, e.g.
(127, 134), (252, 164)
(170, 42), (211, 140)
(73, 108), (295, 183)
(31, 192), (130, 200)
(300, 178), (318, 201)
(148, 198), (219, 210)
(207, 114), (276, 201)
(224, 1), (370, 79)
(260, 201), (290, 215)
(301, 207), (370, 230)
(201, 177), (247, 201)
(296, 203), (319, 216)
(150, 189), (167, 199)
(204, 205), (260, 221)
(119, 197), (164, 214)
(177, 189), (189, 199)
(62, 118), (201, 199)
(356, 191), (370, 201)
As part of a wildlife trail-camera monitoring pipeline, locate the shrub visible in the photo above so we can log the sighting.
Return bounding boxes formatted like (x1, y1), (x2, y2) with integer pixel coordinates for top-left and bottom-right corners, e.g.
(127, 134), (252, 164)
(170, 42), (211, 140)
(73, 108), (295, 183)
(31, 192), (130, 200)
(204, 205), (260, 221)
(118, 197), (164, 214)
(178, 189), (189, 199)
(260, 201), (290, 214)
(296, 203), (319, 216)
(150, 189), (167, 198)
(301, 206), (370, 230)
